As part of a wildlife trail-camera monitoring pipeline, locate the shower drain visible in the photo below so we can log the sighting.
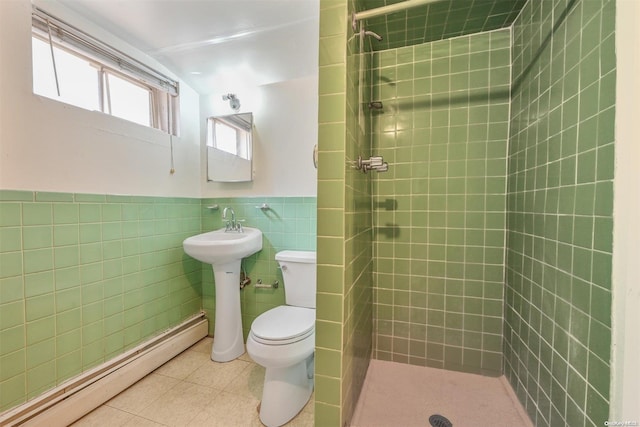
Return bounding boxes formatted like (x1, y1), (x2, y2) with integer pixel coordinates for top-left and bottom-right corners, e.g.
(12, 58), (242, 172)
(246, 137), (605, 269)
(429, 414), (453, 427)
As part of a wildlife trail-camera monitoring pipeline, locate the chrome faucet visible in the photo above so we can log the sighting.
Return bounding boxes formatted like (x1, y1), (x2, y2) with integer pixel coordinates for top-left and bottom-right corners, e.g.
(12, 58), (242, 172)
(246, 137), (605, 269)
(222, 207), (243, 232)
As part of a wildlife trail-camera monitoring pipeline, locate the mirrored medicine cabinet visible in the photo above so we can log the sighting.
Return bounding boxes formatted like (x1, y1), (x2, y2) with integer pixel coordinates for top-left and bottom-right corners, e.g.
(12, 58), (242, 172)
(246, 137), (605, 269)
(206, 112), (253, 182)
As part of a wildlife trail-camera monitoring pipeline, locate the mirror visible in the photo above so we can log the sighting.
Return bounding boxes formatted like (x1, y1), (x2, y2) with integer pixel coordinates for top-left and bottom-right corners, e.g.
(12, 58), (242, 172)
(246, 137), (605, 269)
(206, 113), (253, 182)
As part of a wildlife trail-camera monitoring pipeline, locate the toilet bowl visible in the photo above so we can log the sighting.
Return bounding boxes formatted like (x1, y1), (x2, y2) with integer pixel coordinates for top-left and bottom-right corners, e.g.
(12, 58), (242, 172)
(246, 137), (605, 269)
(246, 250), (316, 427)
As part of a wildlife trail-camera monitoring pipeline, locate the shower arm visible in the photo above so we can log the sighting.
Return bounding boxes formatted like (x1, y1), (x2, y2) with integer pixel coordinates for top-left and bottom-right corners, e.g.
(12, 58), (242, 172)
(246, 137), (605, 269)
(363, 30), (383, 41)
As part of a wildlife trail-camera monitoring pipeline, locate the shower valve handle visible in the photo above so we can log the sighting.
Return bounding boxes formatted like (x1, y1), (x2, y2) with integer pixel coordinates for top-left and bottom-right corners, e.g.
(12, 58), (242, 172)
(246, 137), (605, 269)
(368, 156), (384, 167)
(355, 155), (389, 173)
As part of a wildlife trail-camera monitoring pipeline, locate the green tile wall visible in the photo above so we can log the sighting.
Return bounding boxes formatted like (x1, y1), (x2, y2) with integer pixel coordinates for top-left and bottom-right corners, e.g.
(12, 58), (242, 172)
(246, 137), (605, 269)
(317, 0), (374, 425)
(343, 0), (374, 422)
(361, 0), (526, 51)
(198, 197), (317, 338)
(0, 191), (317, 414)
(370, 29), (511, 376)
(0, 190), (202, 411)
(504, 0), (615, 426)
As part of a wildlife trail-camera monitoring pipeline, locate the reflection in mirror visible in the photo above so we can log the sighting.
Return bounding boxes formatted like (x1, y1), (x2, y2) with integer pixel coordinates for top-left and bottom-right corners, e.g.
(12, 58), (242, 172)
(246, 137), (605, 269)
(206, 113), (253, 182)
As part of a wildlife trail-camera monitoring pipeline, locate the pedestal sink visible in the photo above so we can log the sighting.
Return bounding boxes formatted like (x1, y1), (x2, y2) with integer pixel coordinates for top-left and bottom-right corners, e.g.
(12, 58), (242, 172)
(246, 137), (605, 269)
(183, 227), (262, 362)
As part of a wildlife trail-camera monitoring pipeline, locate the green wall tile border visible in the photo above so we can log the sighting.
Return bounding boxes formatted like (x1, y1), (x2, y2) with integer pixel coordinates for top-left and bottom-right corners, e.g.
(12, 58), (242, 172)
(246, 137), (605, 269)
(34, 192), (75, 202)
(74, 193), (107, 203)
(0, 190), (34, 202)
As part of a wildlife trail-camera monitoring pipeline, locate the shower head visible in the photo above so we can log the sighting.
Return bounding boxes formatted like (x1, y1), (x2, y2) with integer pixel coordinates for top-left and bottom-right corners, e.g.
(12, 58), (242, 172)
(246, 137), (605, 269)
(222, 93), (240, 111)
(364, 30), (383, 41)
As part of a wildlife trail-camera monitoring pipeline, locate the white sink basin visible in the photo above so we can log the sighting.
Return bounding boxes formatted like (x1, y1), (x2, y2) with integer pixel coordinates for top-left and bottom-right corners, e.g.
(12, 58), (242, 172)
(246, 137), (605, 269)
(183, 227), (262, 265)
(182, 226), (262, 362)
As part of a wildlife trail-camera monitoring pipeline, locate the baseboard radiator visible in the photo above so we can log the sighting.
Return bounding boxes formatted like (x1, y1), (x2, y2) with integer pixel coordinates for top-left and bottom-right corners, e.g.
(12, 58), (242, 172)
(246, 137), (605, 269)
(0, 313), (208, 427)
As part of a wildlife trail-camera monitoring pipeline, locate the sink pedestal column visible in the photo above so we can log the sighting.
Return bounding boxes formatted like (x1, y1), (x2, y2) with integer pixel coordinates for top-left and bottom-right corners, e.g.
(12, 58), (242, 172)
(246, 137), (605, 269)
(210, 259), (244, 362)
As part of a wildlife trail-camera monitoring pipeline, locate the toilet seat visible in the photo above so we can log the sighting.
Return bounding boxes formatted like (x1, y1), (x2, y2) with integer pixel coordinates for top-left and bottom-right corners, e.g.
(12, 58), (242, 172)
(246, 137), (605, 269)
(250, 305), (315, 345)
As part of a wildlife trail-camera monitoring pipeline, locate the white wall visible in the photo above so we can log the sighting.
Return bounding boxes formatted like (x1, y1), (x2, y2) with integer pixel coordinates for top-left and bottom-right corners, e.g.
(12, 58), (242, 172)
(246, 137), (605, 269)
(0, 0), (201, 198)
(612, 0), (640, 421)
(0, 0), (318, 199)
(200, 75), (318, 198)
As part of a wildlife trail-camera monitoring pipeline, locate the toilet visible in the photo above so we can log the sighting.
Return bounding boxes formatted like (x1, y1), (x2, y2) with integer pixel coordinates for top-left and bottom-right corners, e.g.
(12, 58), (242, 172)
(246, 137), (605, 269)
(246, 250), (316, 427)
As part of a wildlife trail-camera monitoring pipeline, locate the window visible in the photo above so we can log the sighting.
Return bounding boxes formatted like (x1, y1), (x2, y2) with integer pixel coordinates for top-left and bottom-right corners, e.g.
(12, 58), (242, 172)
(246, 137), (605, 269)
(31, 7), (179, 135)
(32, 36), (99, 111)
(104, 72), (151, 127)
(206, 115), (252, 160)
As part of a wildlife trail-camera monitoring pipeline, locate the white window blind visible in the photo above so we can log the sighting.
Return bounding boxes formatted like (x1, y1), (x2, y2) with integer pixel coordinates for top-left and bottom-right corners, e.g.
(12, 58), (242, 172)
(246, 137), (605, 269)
(32, 6), (180, 135)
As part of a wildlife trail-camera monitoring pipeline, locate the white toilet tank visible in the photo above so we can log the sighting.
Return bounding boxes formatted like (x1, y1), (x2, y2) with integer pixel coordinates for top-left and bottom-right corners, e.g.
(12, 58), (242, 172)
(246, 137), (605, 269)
(275, 250), (316, 309)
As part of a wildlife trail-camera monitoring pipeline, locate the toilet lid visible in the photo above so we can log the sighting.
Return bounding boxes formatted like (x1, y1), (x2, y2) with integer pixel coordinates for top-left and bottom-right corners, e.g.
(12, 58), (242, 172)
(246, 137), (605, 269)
(251, 306), (315, 343)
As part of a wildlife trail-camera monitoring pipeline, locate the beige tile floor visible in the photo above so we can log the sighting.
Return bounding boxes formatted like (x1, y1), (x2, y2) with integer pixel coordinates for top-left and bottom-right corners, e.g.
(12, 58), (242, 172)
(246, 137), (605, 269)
(72, 338), (314, 427)
(72, 340), (532, 427)
(351, 359), (533, 427)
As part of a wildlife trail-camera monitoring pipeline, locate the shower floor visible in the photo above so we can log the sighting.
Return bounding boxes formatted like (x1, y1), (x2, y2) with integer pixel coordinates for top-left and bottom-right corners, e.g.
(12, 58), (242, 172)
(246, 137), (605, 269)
(351, 360), (533, 427)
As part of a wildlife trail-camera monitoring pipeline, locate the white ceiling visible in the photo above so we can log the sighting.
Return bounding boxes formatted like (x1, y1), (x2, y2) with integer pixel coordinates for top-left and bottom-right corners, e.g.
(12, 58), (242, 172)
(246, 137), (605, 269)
(58, 0), (320, 95)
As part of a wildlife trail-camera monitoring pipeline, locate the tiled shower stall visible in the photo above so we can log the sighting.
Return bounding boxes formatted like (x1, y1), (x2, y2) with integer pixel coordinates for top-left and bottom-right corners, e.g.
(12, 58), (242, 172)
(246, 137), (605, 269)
(315, 0), (614, 426)
(370, 28), (511, 375)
